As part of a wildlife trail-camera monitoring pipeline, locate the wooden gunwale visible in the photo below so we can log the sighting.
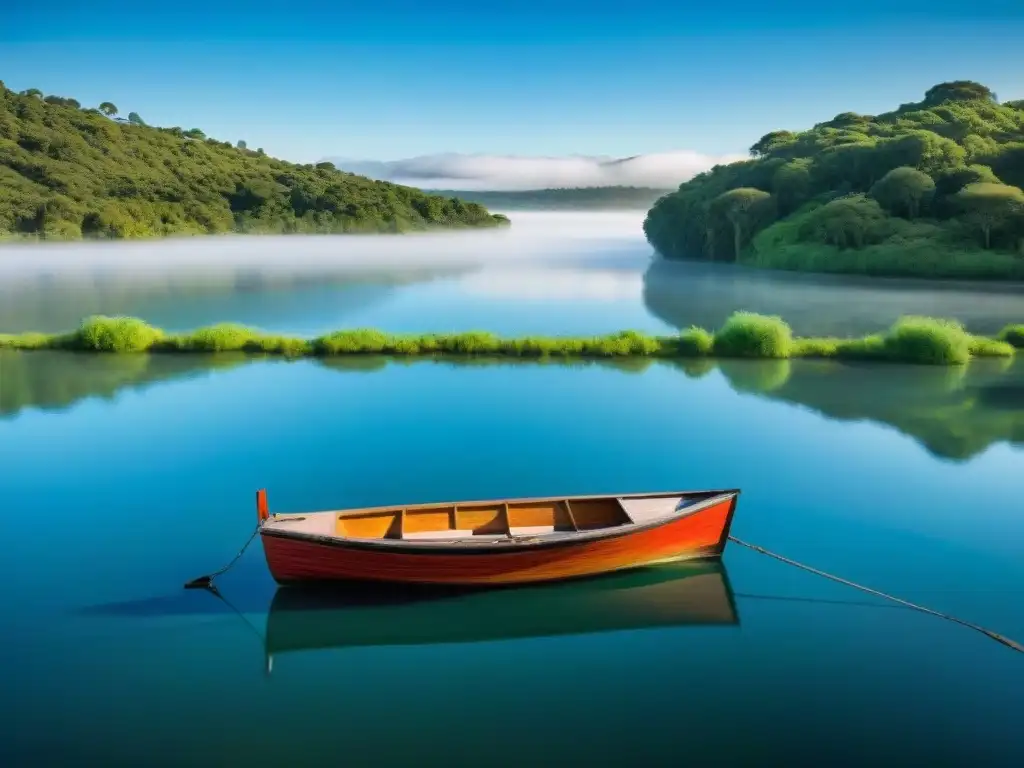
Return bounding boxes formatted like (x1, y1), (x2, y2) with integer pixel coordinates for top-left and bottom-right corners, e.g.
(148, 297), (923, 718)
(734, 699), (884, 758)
(260, 490), (740, 556)
(279, 487), (738, 520)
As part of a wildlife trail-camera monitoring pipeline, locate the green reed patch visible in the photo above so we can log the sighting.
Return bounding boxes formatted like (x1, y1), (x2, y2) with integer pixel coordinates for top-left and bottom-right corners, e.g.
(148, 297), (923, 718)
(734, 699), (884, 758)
(790, 337), (842, 358)
(0, 331), (54, 350)
(997, 324), (1024, 348)
(73, 316), (164, 352)
(832, 334), (889, 361)
(968, 336), (1017, 358)
(669, 327), (715, 357)
(713, 312), (793, 359)
(0, 311), (1018, 366)
(172, 323), (260, 352)
(881, 316), (972, 366)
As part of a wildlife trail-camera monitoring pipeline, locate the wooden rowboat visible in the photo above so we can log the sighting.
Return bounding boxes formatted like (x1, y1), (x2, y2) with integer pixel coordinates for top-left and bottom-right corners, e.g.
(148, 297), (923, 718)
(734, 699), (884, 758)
(264, 560), (738, 663)
(257, 487), (740, 586)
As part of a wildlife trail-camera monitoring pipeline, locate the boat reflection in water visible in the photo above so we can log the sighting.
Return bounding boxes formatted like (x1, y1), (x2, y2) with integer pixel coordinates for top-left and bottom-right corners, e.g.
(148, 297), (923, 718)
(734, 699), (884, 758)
(264, 560), (738, 673)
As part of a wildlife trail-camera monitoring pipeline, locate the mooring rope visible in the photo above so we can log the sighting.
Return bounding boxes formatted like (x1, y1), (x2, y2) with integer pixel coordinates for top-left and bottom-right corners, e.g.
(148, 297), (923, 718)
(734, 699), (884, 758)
(728, 536), (1023, 654)
(183, 523), (262, 590)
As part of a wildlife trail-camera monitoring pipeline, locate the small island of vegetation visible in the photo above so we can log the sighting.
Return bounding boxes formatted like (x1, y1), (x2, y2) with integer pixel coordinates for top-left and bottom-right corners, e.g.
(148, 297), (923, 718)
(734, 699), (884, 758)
(644, 81), (1024, 280)
(0, 82), (510, 240)
(2, 312), (1022, 366)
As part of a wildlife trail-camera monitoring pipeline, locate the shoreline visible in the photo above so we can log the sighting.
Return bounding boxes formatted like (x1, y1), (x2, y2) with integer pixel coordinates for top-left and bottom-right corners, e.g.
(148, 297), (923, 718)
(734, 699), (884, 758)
(2, 312), (1022, 366)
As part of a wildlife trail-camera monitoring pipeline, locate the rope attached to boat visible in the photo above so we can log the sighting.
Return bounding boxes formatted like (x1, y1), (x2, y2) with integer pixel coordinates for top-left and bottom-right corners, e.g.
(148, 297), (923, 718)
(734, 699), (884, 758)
(184, 523), (262, 590)
(728, 535), (1023, 655)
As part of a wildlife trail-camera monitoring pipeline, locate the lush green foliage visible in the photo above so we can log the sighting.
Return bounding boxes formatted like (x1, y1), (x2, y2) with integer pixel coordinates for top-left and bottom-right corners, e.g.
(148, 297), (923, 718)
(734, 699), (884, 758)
(672, 327), (715, 356)
(76, 315), (164, 352)
(882, 316), (972, 365)
(712, 312), (793, 358)
(1, 312), (1018, 366)
(0, 85), (510, 240)
(968, 336), (1016, 357)
(425, 187), (673, 210)
(644, 81), (1024, 279)
(997, 324), (1024, 347)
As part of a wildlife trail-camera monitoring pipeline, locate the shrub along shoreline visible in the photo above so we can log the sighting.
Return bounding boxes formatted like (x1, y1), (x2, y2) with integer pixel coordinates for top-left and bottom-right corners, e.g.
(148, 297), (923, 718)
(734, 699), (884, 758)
(1, 312), (1022, 366)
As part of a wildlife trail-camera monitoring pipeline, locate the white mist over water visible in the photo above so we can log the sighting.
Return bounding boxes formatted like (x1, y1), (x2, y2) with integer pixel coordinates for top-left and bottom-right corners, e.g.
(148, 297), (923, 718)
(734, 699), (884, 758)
(326, 151), (744, 191)
(0, 211), (651, 286)
(0, 211), (658, 334)
(456, 268), (644, 301)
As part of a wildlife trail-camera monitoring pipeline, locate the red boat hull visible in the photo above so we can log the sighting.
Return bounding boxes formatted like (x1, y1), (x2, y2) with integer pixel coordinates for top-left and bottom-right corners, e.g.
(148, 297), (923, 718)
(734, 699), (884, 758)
(261, 495), (736, 586)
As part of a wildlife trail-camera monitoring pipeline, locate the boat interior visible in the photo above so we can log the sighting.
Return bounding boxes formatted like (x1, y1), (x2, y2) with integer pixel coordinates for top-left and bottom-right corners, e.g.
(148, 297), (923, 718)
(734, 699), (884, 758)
(264, 491), (726, 543)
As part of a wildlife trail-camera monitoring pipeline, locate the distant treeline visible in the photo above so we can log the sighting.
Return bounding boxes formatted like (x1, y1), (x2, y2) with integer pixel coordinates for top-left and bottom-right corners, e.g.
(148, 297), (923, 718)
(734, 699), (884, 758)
(425, 186), (673, 210)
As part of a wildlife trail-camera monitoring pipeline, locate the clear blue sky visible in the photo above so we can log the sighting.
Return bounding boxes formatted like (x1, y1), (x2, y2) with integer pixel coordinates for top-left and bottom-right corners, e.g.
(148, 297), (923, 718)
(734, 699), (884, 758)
(2, 1), (1022, 163)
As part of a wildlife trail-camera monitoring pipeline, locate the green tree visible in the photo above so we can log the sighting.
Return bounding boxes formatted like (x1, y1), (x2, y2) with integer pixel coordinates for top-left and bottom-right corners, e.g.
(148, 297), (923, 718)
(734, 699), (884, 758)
(922, 81), (997, 106)
(983, 143), (1024, 190)
(20, 88), (42, 98)
(127, 112), (145, 126)
(955, 183), (1024, 249)
(799, 195), (889, 249)
(43, 96), (81, 108)
(183, 128), (206, 139)
(813, 141), (880, 190)
(933, 164), (1000, 198)
(708, 188), (774, 260)
(881, 131), (965, 177)
(824, 112), (872, 128)
(771, 159), (813, 215)
(98, 102), (118, 116)
(236, 140), (247, 150)
(749, 130), (797, 158)
(870, 166), (935, 219)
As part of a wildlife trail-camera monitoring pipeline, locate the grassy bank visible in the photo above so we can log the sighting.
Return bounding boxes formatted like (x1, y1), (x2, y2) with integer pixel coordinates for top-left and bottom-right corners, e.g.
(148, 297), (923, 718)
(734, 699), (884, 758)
(1, 312), (1021, 365)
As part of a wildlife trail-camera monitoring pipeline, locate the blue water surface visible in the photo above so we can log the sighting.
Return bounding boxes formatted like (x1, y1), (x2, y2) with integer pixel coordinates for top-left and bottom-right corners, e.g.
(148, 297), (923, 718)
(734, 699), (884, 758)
(1, 214), (1023, 766)
(1, 353), (1022, 767)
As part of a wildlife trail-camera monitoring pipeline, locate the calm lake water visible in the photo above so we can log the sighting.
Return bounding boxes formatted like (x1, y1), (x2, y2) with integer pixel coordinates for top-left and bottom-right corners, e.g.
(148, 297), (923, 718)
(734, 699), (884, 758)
(1, 212), (1023, 766)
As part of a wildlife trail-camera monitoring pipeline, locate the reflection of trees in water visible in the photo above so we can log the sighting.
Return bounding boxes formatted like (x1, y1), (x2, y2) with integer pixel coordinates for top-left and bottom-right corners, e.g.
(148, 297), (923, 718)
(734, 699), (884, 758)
(0, 351), (251, 417)
(642, 258), (1024, 337)
(723, 358), (1024, 461)
(3, 351), (1022, 461)
(0, 265), (466, 333)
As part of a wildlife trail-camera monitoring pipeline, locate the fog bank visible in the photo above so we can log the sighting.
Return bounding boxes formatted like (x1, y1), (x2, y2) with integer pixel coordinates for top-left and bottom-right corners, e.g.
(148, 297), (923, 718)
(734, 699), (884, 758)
(0, 211), (651, 288)
(325, 151), (744, 191)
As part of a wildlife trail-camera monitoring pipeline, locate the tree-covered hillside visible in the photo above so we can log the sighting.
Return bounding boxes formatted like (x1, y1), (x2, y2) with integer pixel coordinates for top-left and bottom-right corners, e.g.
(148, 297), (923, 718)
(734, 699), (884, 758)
(424, 186), (672, 210)
(0, 82), (510, 240)
(644, 81), (1024, 280)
